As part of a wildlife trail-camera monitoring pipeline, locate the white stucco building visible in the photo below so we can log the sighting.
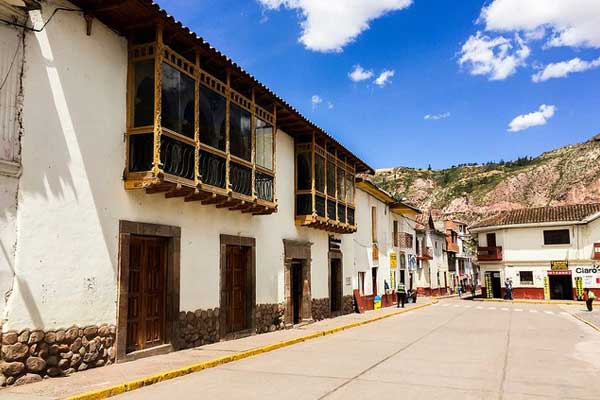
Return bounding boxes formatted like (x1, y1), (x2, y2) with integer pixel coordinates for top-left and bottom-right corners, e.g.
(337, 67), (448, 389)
(413, 216), (448, 296)
(0, 0), (374, 386)
(353, 179), (421, 309)
(471, 204), (600, 300)
(444, 220), (477, 292)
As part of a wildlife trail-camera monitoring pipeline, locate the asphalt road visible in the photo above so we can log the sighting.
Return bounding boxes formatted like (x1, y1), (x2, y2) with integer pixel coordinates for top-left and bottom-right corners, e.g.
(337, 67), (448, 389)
(114, 299), (600, 400)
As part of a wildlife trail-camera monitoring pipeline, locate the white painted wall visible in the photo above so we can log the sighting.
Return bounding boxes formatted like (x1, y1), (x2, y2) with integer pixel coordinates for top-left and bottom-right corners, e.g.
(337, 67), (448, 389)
(4, 3), (354, 331)
(0, 22), (24, 324)
(477, 221), (599, 264)
(353, 188), (391, 296)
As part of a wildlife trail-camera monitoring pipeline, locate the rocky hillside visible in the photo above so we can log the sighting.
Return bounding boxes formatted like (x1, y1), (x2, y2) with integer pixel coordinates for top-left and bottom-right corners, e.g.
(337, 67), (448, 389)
(372, 135), (600, 224)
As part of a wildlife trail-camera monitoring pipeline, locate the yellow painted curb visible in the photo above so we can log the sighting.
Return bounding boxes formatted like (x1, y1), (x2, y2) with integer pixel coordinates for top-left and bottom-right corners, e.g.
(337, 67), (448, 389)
(571, 313), (600, 333)
(476, 298), (581, 306)
(65, 301), (435, 400)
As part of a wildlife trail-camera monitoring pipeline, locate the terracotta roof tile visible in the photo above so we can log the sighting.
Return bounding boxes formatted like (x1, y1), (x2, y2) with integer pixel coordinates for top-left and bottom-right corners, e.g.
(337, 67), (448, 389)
(471, 203), (600, 229)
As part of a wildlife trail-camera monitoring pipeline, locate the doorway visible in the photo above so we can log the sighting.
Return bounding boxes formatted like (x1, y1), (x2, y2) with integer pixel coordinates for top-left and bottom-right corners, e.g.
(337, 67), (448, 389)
(488, 272), (502, 298)
(117, 220), (181, 362)
(549, 274), (573, 300)
(372, 267), (378, 295)
(220, 235), (256, 337)
(126, 235), (168, 353)
(487, 233), (497, 247)
(291, 260), (304, 324)
(330, 258), (343, 315)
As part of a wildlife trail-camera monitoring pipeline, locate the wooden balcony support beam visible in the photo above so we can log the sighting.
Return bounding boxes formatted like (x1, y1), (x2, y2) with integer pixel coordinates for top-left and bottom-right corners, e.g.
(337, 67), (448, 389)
(165, 185), (194, 198)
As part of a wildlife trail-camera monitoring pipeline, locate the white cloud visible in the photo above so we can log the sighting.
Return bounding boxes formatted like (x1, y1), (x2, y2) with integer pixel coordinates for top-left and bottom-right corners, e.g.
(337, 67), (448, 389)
(424, 112), (450, 121)
(257, 0), (413, 52)
(532, 57), (600, 82)
(327, 102), (334, 109)
(374, 69), (395, 87)
(348, 65), (374, 82)
(311, 94), (323, 108)
(458, 32), (530, 80)
(508, 104), (556, 132)
(481, 0), (600, 49)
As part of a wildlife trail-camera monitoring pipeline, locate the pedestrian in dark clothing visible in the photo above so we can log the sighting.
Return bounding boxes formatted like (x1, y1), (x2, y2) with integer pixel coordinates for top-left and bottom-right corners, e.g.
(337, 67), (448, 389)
(504, 278), (513, 300)
(585, 288), (595, 311)
(396, 282), (406, 308)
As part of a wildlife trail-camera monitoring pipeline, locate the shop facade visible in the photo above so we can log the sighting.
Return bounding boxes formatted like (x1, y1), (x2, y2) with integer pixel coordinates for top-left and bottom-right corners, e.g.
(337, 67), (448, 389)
(472, 204), (600, 301)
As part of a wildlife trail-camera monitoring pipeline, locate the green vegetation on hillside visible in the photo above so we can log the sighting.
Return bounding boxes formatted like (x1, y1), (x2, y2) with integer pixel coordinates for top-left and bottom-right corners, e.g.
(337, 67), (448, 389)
(371, 138), (600, 223)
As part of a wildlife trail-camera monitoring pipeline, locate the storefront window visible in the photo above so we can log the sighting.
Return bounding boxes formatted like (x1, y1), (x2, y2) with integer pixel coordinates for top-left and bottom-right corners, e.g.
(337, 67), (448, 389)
(519, 271), (533, 285)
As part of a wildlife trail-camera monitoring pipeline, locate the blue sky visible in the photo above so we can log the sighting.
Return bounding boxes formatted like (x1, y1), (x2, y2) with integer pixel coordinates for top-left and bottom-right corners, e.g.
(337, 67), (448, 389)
(159, 0), (600, 169)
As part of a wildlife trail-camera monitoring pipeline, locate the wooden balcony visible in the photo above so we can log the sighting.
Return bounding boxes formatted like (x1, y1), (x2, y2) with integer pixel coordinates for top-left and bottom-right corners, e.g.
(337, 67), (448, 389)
(417, 247), (433, 261)
(447, 241), (460, 253)
(478, 246), (503, 262)
(594, 243), (600, 260)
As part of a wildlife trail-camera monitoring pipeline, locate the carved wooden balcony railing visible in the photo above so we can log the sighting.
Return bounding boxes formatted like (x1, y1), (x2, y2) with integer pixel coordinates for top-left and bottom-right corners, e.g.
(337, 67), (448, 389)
(478, 246), (503, 261)
(294, 134), (357, 234)
(124, 31), (276, 215)
(417, 247), (433, 261)
(398, 232), (414, 250)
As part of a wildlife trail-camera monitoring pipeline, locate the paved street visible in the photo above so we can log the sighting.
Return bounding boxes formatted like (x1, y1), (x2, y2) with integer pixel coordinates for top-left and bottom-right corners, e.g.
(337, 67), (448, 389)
(112, 299), (600, 400)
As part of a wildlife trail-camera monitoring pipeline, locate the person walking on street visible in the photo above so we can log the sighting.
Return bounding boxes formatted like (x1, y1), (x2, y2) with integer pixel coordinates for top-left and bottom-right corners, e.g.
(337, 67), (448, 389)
(504, 278), (513, 300)
(396, 281), (406, 308)
(585, 288), (595, 311)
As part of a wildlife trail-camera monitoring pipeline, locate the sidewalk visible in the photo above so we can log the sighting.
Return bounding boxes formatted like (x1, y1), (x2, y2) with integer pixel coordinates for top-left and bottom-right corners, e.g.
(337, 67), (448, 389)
(1, 298), (435, 400)
(560, 303), (600, 332)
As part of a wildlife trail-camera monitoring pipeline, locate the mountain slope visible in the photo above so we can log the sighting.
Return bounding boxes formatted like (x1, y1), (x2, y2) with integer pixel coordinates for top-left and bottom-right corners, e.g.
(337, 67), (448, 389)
(372, 136), (600, 224)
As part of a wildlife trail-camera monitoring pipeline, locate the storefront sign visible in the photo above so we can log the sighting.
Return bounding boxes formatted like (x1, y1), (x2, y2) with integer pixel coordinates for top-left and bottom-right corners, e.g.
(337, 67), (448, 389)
(551, 261), (568, 270)
(543, 276), (550, 300)
(390, 252), (397, 268)
(547, 270), (571, 276)
(574, 266), (600, 288)
(485, 274), (493, 298)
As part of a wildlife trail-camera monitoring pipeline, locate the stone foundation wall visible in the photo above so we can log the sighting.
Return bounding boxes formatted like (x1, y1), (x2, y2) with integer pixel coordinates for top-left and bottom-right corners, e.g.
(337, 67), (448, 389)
(311, 298), (330, 321)
(0, 324), (116, 387)
(342, 295), (354, 315)
(256, 304), (285, 334)
(175, 308), (220, 350)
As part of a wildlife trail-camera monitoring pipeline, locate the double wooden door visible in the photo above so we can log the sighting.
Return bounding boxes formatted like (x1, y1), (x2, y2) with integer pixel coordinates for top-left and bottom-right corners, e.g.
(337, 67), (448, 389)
(224, 245), (250, 334)
(127, 235), (167, 353)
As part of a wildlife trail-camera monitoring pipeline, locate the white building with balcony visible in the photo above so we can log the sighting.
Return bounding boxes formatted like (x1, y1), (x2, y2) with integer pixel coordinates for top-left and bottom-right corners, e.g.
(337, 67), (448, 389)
(470, 204), (600, 300)
(353, 179), (421, 309)
(414, 216), (448, 296)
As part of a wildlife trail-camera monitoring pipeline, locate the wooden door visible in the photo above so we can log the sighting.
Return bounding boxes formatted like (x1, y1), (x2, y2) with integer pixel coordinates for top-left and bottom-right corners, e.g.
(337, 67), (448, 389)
(331, 259), (342, 313)
(225, 245), (249, 333)
(291, 261), (303, 324)
(127, 236), (167, 353)
(487, 233), (497, 247)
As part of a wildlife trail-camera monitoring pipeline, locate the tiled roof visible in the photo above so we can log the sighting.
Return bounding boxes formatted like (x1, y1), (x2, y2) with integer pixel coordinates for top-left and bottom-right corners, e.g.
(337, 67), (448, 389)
(471, 203), (600, 229)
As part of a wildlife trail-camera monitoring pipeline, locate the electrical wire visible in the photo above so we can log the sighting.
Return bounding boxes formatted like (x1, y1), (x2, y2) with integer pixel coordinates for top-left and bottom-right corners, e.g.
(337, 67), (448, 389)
(0, 7), (80, 33)
(0, 31), (22, 92)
